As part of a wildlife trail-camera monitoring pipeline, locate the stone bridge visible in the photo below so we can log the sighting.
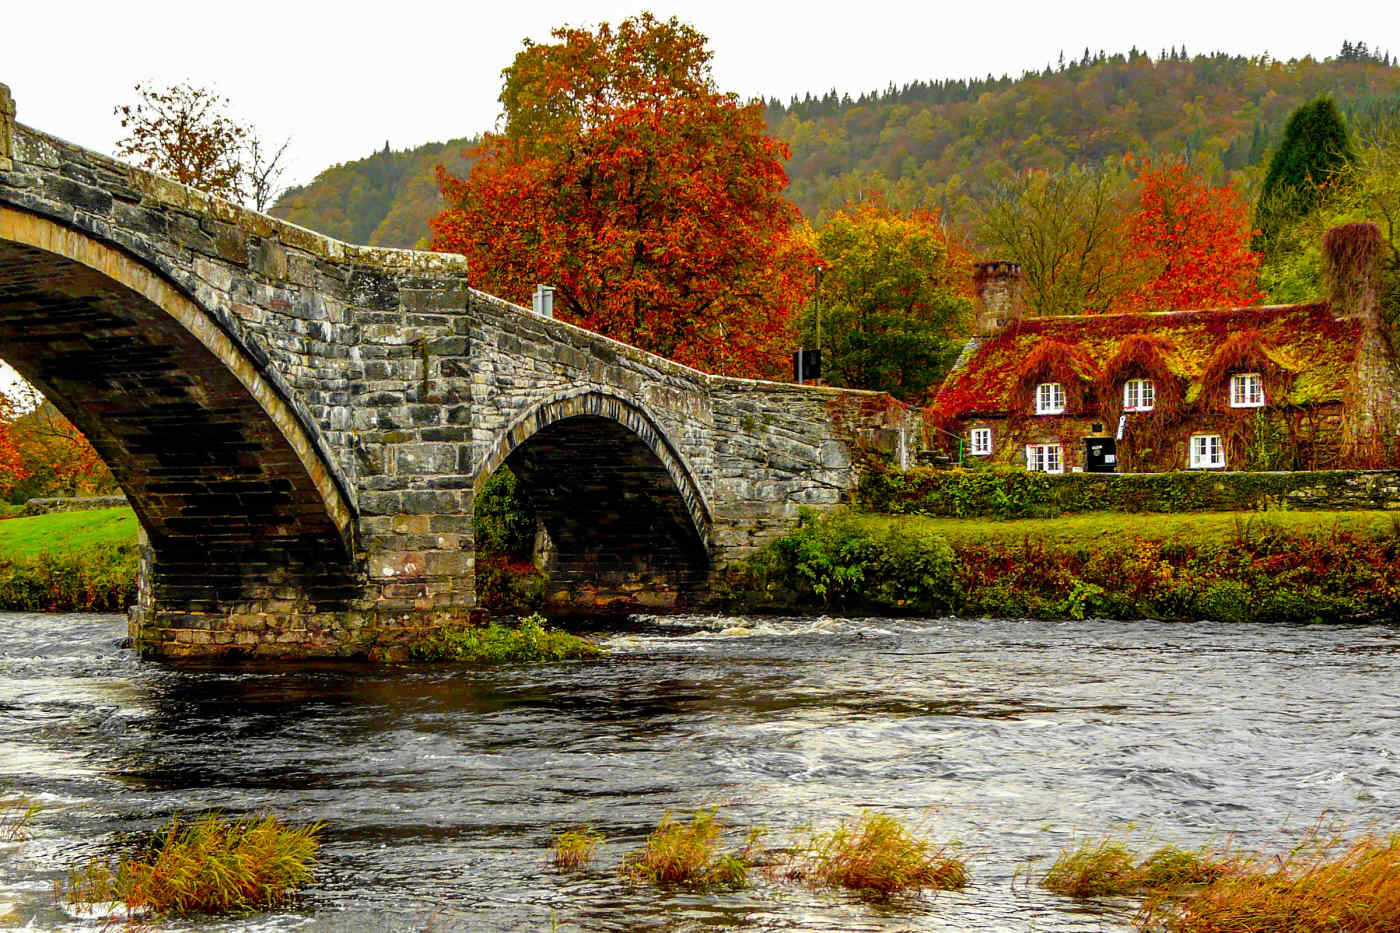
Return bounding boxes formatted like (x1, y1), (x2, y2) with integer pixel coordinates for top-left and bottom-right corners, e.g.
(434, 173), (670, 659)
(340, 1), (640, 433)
(0, 84), (919, 658)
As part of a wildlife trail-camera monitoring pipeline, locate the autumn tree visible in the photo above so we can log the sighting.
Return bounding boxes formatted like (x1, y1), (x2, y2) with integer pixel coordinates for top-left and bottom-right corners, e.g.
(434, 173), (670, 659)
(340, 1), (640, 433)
(799, 201), (973, 401)
(115, 81), (290, 209)
(1115, 162), (1263, 312)
(0, 388), (27, 500)
(974, 165), (1134, 316)
(430, 14), (812, 377)
(0, 384), (116, 503)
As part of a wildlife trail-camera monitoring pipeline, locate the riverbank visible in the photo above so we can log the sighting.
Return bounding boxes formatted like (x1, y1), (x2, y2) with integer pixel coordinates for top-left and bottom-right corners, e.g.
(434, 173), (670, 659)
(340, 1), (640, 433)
(717, 508), (1400, 623)
(5, 502), (1399, 624)
(0, 507), (137, 611)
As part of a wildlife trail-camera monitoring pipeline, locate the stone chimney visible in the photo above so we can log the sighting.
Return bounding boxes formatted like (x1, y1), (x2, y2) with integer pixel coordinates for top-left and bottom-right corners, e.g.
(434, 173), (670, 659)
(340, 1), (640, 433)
(1329, 223), (1400, 464)
(0, 83), (14, 169)
(973, 260), (1023, 336)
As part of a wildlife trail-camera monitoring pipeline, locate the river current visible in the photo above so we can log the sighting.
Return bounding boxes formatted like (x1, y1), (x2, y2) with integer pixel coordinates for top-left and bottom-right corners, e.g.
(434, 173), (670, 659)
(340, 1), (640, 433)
(1, 611), (1398, 931)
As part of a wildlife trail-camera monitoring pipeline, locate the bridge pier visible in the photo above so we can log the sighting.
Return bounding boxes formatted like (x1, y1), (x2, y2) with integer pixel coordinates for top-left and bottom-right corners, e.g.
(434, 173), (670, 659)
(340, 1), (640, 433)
(0, 85), (920, 659)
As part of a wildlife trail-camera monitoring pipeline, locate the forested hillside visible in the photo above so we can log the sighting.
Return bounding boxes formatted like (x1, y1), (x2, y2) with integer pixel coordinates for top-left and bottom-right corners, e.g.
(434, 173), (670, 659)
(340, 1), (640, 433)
(272, 137), (476, 247)
(271, 46), (1399, 248)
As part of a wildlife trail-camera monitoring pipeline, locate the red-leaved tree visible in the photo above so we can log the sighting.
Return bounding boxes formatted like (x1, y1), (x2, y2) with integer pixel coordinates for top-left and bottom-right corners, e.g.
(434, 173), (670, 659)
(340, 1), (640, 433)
(1116, 162), (1264, 313)
(431, 14), (812, 377)
(0, 389), (27, 499)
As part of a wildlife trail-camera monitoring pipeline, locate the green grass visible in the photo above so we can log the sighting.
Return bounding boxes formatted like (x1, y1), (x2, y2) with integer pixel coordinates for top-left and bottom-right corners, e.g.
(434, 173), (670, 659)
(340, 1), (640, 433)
(0, 507), (138, 560)
(847, 509), (1400, 549)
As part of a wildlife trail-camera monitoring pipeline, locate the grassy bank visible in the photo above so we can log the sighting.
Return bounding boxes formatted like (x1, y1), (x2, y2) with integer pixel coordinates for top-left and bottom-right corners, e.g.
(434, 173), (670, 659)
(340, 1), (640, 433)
(719, 508), (1400, 624)
(0, 507), (138, 611)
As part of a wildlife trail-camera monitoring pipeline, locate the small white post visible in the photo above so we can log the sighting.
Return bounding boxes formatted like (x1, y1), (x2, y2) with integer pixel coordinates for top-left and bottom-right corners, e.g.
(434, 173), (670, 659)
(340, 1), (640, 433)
(532, 284), (555, 318)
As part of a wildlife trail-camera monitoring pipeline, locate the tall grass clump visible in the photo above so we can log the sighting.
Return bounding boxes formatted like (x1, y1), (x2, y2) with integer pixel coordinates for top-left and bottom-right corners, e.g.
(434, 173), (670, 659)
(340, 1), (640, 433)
(620, 808), (756, 889)
(1042, 838), (1142, 897)
(550, 827), (604, 870)
(0, 788), (39, 842)
(408, 613), (604, 663)
(1138, 829), (1400, 933)
(789, 811), (968, 899)
(62, 813), (320, 918)
(1043, 838), (1227, 899)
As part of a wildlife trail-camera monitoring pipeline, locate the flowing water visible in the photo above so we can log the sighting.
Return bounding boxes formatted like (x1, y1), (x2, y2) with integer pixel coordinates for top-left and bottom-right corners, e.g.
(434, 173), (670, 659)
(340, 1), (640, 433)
(1, 611), (1399, 932)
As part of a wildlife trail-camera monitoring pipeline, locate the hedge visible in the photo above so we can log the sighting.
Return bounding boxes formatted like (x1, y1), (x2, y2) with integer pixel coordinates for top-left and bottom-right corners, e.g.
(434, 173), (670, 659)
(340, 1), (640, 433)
(857, 464), (1399, 520)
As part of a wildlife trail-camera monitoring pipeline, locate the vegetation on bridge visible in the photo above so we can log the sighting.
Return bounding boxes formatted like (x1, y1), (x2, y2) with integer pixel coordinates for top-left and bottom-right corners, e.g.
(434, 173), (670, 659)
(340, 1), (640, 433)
(406, 613), (604, 664)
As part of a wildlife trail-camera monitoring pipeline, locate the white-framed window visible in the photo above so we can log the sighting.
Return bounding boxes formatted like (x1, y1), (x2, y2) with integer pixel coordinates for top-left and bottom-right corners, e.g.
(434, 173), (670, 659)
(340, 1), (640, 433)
(1123, 378), (1155, 412)
(1026, 443), (1064, 474)
(1230, 372), (1265, 408)
(970, 427), (993, 456)
(1035, 382), (1066, 415)
(1189, 434), (1226, 469)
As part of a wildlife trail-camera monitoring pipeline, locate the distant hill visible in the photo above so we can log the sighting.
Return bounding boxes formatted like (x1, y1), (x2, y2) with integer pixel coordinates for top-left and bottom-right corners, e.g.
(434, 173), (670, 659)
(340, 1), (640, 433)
(272, 137), (477, 248)
(271, 47), (1400, 248)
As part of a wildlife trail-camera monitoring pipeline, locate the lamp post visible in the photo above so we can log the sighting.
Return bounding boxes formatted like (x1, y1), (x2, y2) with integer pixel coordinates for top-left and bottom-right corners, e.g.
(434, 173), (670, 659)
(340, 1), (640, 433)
(813, 263), (824, 386)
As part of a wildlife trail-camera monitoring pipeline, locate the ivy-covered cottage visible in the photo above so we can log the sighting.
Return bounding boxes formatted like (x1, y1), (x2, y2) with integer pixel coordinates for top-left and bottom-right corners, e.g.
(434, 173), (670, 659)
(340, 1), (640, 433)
(931, 224), (1400, 473)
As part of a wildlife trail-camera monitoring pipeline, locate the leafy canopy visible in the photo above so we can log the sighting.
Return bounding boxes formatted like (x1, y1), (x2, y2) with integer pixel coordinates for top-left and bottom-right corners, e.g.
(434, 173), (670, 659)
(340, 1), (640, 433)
(1117, 161), (1263, 313)
(114, 82), (289, 209)
(431, 14), (812, 378)
(977, 160), (1264, 316)
(800, 201), (972, 401)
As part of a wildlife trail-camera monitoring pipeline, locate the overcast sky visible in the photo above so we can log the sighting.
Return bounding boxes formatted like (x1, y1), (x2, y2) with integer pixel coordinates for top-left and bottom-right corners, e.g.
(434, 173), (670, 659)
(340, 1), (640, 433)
(6, 0), (1397, 193)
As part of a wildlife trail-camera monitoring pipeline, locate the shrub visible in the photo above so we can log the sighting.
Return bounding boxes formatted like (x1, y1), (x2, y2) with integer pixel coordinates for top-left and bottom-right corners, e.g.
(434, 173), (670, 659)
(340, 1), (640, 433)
(857, 463), (1387, 520)
(790, 812), (967, 899)
(61, 813), (320, 918)
(408, 613), (604, 663)
(0, 544), (137, 612)
(620, 808), (756, 890)
(757, 511), (957, 613)
(550, 827), (604, 870)
(726, 510), (1400, 625)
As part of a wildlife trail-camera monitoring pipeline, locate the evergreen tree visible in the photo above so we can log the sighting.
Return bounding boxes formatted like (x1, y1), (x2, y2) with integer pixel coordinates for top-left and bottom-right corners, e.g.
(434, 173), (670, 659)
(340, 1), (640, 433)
(1256, 97), (1357, 247)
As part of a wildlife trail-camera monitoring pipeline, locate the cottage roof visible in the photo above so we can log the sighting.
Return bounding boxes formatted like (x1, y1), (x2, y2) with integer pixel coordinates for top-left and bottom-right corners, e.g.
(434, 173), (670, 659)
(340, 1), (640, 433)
(933, 302), (1359, 418)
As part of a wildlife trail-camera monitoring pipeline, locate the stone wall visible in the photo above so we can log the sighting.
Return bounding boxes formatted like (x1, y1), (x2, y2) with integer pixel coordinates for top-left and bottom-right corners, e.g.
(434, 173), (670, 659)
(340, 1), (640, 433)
(22, 495), (128, 516)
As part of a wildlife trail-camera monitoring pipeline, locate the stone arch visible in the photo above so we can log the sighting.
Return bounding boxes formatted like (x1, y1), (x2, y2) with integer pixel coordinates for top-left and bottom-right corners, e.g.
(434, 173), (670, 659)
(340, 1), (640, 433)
(476, 390), (712, 546)
(475, 391), (712, 607)
(0, 205), (357, 613)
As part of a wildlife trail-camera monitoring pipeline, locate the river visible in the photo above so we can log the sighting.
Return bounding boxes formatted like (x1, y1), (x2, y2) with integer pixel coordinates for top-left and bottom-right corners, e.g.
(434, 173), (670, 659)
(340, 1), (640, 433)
(1, 611), (1398, 931)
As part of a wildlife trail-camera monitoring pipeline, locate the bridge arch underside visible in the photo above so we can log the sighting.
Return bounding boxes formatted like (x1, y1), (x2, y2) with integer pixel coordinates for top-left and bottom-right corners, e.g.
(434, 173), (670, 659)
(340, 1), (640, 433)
(0, 231), (356, 637)
(501, 413), (711, 611)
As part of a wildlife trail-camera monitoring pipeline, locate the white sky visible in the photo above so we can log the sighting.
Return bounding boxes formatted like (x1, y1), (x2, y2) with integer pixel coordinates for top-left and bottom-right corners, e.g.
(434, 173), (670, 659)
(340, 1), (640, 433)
(5, 0), (1397, 193)
(1, 0), (1395, 395)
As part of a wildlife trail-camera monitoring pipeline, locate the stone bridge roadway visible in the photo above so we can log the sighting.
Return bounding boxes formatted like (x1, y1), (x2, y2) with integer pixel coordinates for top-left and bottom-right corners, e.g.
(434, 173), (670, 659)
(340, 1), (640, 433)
(0, 84), (919, 659)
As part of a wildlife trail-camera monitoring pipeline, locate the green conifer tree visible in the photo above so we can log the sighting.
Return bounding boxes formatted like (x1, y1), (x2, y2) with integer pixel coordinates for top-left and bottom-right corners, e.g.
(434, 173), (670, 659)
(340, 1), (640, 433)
(1255, 97), (1357, 247)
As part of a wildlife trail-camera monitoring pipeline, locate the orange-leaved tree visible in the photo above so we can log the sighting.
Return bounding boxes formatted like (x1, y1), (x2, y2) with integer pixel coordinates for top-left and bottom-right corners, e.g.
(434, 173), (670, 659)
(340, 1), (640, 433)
(1116, 161), (1264, 313)
(431, 13), (812, 378)
(0, 387), (27, 500)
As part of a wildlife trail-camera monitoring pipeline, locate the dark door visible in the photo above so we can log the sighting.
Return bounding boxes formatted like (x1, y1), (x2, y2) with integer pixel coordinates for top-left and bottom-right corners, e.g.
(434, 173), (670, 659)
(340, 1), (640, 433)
(1084, 437), (1118, 473)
